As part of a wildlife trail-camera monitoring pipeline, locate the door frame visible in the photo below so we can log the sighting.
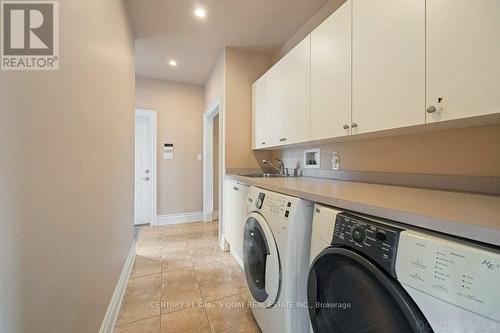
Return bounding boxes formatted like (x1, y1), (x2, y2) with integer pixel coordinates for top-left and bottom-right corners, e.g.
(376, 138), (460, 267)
(135, 108), (157, 226)
(202, 96), (224, 246)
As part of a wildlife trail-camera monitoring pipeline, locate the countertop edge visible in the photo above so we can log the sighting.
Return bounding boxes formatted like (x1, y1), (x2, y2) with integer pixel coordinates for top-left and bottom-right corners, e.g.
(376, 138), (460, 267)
(224, 174), (500, 247)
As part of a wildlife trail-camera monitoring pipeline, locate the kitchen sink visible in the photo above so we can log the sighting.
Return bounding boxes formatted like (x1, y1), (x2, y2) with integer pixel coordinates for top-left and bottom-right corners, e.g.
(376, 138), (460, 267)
(239, 173), (290, 178)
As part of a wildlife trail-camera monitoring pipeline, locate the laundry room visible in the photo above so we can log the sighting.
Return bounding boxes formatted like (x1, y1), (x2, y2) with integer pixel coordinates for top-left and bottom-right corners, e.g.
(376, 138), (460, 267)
(1, 1), (499, 333)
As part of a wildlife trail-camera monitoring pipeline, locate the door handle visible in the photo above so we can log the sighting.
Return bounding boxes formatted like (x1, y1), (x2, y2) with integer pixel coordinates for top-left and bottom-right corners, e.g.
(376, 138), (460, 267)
(233, 186), (239, 191)
(145, 169), (150, 174)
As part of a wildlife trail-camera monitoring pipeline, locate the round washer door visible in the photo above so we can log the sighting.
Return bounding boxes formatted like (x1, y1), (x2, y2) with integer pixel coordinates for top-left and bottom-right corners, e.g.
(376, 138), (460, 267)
(308, 247), (432, 333)
(243, 212), (281, 308)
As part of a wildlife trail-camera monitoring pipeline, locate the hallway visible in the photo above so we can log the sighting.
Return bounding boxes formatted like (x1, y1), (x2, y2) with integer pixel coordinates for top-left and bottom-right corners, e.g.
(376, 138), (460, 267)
(114, 221), (261, 333)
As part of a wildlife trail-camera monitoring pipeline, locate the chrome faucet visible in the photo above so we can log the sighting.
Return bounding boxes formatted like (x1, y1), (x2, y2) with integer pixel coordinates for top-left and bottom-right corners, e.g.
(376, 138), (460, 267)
(262, 159), (286, 176)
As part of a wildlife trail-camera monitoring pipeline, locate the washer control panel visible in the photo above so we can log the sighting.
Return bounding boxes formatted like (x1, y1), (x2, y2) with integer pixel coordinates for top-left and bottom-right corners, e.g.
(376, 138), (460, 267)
(396, 230), (500, 322)
(263, 193), (293, 219)
(333, 213), (402, 277)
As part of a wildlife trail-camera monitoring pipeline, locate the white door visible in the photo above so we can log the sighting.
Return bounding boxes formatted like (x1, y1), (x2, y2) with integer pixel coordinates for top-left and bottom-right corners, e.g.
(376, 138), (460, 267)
(134, 111), (155, 225)
(311, 0), (352, 140)
(352, 0), (425, 134)
(426, 0), (500, 123)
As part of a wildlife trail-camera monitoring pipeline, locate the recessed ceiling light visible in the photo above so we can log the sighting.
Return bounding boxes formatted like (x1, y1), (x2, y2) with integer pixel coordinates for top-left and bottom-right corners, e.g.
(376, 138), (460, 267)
(194, 7), (206, 18)
(168, 59), (177, 67)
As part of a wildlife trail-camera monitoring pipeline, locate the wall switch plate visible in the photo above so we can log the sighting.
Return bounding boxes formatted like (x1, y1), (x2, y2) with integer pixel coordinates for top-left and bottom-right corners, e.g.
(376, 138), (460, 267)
(332, 152), (340, 170)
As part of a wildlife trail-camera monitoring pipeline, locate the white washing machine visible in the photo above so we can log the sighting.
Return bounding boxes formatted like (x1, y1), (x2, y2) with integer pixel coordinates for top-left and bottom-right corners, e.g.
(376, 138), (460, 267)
(243, 186), (314, 333)
(308, 204), (500, 333)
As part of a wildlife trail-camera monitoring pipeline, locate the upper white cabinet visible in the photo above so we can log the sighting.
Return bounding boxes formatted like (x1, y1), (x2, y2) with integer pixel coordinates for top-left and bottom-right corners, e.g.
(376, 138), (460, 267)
(311, 0), (352, 140)
(352, 0), (425, 134)
(426, 0), (500, 123)
(269, 36), (311, 146)
(252, 0), (500, 149)
(252, 75), (268, 149)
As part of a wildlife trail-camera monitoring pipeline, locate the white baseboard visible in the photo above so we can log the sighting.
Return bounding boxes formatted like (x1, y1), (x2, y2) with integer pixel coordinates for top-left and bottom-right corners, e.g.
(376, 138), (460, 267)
(156, 211), (204, 225)
(203, 210), (218, 223)
(99, 240), (136, 333)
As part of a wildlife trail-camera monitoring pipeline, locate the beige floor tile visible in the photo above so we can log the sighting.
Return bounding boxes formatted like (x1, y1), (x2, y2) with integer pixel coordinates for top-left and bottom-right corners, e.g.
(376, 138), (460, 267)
(194, 262), (229, 282)
(161, 282), (203, 313)
(164, 233), (186, 242)
(125, 274), (162, 297)
(163, 239), (188, 249)
(162, 253), (193, 272)
(116, 291), (161, 326)
(114, 316), (160, 333)
(160, 307), (211, 333)
(199, 276), (240, 302)
(162, 244), (189, 256)
(218, 318), (261, 333)
(205, 295), (254, 332)
(187, 239), (219, 251)
(162, 267), (197, 290)
(131, 252), (162, 278)
(184, 230), (206, 240)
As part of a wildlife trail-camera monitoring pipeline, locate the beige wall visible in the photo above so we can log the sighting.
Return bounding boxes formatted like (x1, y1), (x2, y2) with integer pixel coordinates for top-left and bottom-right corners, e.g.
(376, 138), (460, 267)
(224, 48), (273, 170)
(205, 52), (225, 109)
(274, 124), (500, 177)
(136, 77), (205, 215)
(0, 0), (135, 332)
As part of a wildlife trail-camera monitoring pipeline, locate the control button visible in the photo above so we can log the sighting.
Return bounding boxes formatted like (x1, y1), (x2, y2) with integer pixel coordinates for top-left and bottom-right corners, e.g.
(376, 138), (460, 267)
(285, 210), (289, 217)
(351, 225), (366, 243)
(287, 202), (291, 207)
(376, 231), (387, 242)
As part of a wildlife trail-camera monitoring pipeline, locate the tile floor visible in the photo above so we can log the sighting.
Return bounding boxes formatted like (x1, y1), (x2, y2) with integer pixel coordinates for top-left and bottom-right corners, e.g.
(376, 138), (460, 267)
(114, 221), (261, 333)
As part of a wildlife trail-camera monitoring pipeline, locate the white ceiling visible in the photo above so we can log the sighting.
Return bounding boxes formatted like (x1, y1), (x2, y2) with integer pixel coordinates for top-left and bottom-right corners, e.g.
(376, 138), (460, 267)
(127, 0), (328, 85)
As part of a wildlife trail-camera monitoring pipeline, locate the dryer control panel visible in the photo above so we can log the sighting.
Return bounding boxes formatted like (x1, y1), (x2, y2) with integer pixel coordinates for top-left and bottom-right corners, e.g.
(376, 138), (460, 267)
(396, 230), (500, 323)
(333, 213), (402, 278)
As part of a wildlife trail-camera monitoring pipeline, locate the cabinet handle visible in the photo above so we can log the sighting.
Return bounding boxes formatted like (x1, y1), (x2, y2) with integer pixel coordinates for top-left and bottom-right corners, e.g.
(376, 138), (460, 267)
(233, 186), (239, 191)
(351, 122), (358, 128)
(426, 106), (437, 113)
(279, 137), (287, 142)
(343, 124), (350, 129)
(261, 142), (265, 145)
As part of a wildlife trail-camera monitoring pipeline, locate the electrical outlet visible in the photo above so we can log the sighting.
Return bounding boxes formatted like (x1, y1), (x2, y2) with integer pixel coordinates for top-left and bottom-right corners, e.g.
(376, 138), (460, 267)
(332, 152), (340, 170)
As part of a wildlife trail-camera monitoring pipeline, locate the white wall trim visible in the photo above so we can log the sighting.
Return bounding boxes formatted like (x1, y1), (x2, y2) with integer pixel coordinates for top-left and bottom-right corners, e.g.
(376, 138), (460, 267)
(98, 240), (136, 333)
(156, 211), (204, 225)
(135, 108), (157, 226)
(203, 96), (224, 228)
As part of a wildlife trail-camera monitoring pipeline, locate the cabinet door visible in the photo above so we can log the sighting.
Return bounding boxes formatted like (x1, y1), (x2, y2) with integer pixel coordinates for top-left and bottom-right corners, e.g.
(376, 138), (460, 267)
(223, 180), (237, 246)
(311, 0), (352, 140)
(426, 0), (500, 123)
(252, 75), (268, 149)
(233, 183), (249, 262)
(269, 36), (311, 146)
(222, 179), (248, 262)
(352, 0), (425, 134)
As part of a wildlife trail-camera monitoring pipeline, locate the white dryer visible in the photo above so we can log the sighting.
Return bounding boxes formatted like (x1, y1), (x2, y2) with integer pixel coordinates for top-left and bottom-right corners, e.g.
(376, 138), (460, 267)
(243, 186), (314, 333)
(308, 204), (500, 333)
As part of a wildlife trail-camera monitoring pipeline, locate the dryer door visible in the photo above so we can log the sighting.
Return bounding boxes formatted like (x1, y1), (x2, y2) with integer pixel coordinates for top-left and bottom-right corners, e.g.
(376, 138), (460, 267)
(243, 212), (281, 308)
(308, 247), (432, 333)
